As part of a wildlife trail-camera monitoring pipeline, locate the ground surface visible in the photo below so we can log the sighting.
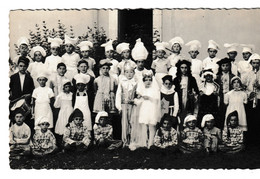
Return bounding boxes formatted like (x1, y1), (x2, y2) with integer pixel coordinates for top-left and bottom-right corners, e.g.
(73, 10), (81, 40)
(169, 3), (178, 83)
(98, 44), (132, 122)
(9, 143), (260, 169)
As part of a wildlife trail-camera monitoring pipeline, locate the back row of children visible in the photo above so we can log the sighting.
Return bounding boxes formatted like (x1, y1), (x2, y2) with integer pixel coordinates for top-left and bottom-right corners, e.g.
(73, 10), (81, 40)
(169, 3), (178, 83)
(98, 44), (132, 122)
(9, 35), (260, 158)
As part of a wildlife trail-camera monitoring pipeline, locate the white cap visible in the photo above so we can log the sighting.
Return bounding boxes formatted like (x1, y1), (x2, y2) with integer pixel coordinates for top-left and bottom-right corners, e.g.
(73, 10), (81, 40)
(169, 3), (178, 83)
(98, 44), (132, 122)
(183, 115), (197, 127)
(142, 69), (153, 77)
(62, 78), (71, 87)
(185, 40), (201, 51)
(169, 37), (184, 48)
(17, 37), (29, 46)
(201, 68), (216, 80)
(116, 42), (130, 54)
(31, 46), (46, 58)
(248, 53), (260, 63)
(241, 44), (255, 53)
(224, 43), (239, 53)
(75, 74), (90, 84)
(77, 41), (93, 51)
(101, 40), (114, 52)
(36, 70), (49, 80)
(37, 116), (50, 125)
(154, 42), (169, 51)
(131, 38), (148, 61)
(201, 114), (214, 128)
(95, 111), (108, 123)
(48, 37), (63, 48)
(123, 61), (135, 72)
(64, 34), (78, 45)
(208, 40), (220, 50)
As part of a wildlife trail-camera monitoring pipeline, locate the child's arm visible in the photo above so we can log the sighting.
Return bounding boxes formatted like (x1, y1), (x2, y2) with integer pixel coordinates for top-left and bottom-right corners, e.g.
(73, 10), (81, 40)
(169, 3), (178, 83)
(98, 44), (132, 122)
(31, 97), (36, 118)
(115, 84), (122, 112)
(173, 92), (179, 117)
(9, 126), (16, 145)
(94, 126), (102, 142)
(63, 127), (76, 145)
(153, 129), (163, 148)
(93, 78), (98, 95)
(82, 127), (91, 146)
(171, 128), (178, 145)
(53, 94), (61, 108)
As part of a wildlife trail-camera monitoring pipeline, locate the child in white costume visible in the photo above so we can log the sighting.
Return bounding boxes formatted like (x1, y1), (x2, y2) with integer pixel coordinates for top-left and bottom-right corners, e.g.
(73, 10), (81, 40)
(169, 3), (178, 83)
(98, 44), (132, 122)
(62, 34), (80, 81)
(54, 79), (74, 135)
(168, 37), (185, 79)
(224, 43), (239, 76)
(101, 40), (119, 83)
(136, 70), (161, 149)
(77, 40), (96, 77)
(151, 41), (171, 87)
(27, 46), (48, 88)
(202, 40), (220, 74)
(32, 71), (55, 130)
(185, 40), (203, 87)
(45, 37), (63, 75)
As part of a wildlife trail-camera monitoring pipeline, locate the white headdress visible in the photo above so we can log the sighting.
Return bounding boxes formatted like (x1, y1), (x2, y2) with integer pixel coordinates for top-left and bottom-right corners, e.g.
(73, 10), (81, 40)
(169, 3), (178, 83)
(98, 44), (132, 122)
(48, 37), (63, 48)
(185, 40), (201, 51)
(154, 42), (169, 51)
(183, 115), (197, 127)
(64, 34), (78, 45)
(116, 42), (130, 54)
(101, 40), (114, 52)
(31, 46), (46, 58)
(17, 37), (29, 46)
(224, 43), (239, 53)
(77, 41), (93, 51)
(169, 37), (184, 48)
(208, 40), (220, 50)
(131, 38), (148, 61)
(201, 114), (214, 128)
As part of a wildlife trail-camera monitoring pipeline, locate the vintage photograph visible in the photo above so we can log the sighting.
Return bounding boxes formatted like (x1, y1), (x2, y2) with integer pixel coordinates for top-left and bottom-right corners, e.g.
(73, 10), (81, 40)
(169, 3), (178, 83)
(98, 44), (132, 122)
(8, 9), (260, 169)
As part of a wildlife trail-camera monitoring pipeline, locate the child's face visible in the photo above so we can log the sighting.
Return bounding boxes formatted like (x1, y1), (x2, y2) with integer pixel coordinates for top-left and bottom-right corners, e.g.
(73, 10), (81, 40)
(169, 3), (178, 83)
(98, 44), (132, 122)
(227, 51), (237, 60)
(242, 52), (251, 61)
(163, 79), (173, 90)
(63, 84), (71, 93)
(37, 77), (47, 87)
(171, 43), (181, 53)
(205, 120), (214, 129)
(14, 113), (24, 126)
(156, 50), (165, 59)
(19, 44), (29, 56)
(18, 62), (28, 74)
(122, 50), (130, 59)
(124, 69), (135, 80)
(34, 51), (43, 62)
(205, 74), (213, 82)
(251, 59), (260, 71)
(232, 79), (241, 90)
(180, 64), (188, 75)
(136, 60), (144, 70)
(39, 122), (49, 132)
(221, 63), (230, 73)
(208, 48), (217, 58)
(65, 44), (74, 54)
(105, 50), (114, 59)
(229, 116), (238, 128)
(101, 65), (110, 76)
(73, 117), (83, 126)
(186, 120), (196, 129)
(188, 51), (199, 59)
(99, 117), (107, 127)
(76, 83), (86, 92)
(51, 47), (59, 56)
(144, 76), (152, 88)
(162, 120), (170, 130)
(78, 63), (88, 74)
(57, 66), (66, 76)
(81, 50), (90, 58)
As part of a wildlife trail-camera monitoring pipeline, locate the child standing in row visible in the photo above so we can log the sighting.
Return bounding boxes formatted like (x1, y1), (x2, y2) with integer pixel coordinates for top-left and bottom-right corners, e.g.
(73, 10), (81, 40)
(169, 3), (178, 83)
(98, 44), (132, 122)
(45, 37), (63, 75)
(32, 71), (55, 130)
(152, 41), (171, 87)
(202, 40), (220, 74)
(31, 117), (57, 156)
(224, 43), (239, 76)
(62, 34), (80, 81)
(77, 40), (96, 77)
(201, 114), (221, 153)
(93, 59), (116, 113)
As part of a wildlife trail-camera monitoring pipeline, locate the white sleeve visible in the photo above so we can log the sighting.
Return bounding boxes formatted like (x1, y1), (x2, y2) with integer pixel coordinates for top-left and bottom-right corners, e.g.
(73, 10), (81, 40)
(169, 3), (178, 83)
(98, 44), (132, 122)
(173, 92), (179, 117)
(115, 84), (122, 111)
(54, 94), (61, 108)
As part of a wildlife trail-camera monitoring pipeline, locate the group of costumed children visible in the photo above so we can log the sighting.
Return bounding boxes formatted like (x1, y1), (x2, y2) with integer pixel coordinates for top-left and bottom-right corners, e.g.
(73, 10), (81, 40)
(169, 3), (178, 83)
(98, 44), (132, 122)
(9, 35), (260, 159)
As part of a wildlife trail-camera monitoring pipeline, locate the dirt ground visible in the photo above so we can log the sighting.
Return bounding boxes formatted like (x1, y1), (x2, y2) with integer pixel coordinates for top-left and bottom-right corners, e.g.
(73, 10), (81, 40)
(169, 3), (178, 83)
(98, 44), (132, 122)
(9, 143), (260, 169)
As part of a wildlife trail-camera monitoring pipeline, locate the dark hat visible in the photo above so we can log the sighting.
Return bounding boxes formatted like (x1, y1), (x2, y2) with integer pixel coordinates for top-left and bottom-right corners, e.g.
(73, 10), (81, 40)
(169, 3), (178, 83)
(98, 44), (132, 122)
(217, 57), (231, 65)
(68, 108), (84, 123)
(17, 56), (29, 66)
(226, 110), (239, 126)
(162, 75), (173, 83)
(175, 59), (191, 68)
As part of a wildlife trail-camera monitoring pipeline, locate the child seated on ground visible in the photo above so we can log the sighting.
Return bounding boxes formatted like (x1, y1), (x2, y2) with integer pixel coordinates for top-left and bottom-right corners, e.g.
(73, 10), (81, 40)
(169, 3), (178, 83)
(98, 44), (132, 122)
(31, 117), (57, 156)
(219, 111), (244, 153)
(154, 114), (178, 149)
(9, 109), (31, 159)
(201, 114), (221, 153)
(179, 115), (204, 153)
(94, 111), (123, 150)
(63, 108), (91, 152)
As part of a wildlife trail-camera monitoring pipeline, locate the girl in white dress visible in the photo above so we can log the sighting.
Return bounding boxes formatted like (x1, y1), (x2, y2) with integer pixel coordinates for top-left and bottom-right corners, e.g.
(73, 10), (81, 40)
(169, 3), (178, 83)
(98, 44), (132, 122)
(32, 71), (55, 130)
(224, 76), (248, 131)
(54, 79), (74, 135)
(136, 70), (161, 149)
